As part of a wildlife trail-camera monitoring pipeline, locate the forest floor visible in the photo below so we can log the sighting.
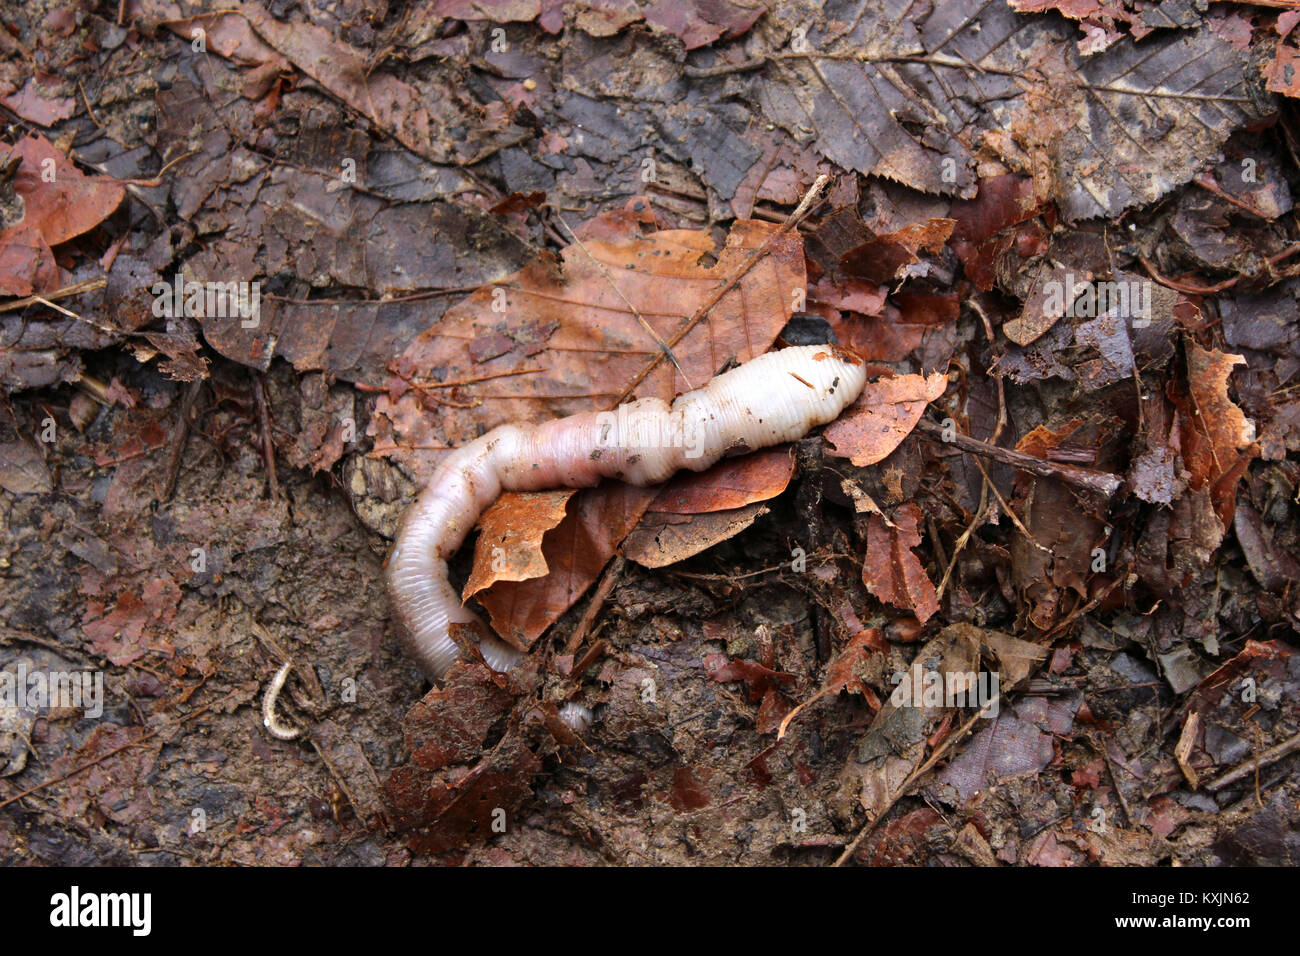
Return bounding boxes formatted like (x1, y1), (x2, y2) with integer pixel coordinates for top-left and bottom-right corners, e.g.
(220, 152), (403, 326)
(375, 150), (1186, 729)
(1, 0), (1298, 865)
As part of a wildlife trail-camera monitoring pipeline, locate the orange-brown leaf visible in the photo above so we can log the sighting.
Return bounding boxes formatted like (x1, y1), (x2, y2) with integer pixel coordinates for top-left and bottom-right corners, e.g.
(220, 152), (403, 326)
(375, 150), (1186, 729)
(823, 371), (948, 466)
(648, 445), (794, 514)
(475, 483), (657, 648)
(862, 503), (939, 623)
(464, 490), (576, 600)
(3, 133), (125, 247)
(1183, 344), (1256, 526)
(622, 502), (769, 568)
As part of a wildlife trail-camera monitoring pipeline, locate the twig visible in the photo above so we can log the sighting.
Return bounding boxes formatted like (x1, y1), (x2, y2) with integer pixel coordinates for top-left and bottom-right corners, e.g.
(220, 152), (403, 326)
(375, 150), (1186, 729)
(307, 736), (368, 826)
(915, 418), (1123, 497)
(1192, 172), (1269, 219)
(252, 374), (281, 500)
(1095, 736), (1135, 828)
(564, 554), (625, 655)
(1043, 574), (1125, 640)
(0, 277), (107, 314)
(971, 455), (1050, 554)
(936, 499), (991, 599)
(832, 710), (983, 866)
(1138, 253), (1240, 295)
(1206, 729), (1300, 792)
(936, 300), (1006, 600)
(29, 293), (120, 338)
(683, 57), (768, 78)
(162, 378), (204, 501)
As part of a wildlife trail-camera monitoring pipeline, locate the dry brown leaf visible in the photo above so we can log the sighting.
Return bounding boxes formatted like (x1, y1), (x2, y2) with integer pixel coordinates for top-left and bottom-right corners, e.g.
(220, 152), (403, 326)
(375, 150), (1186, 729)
(0, 436), (52, 494)
(240, 3), (527, 165)
(1, 76), (76, 125)
(0, 134), (124, 293)
(948, 175), (1044, 292)
(862, 503), (940, 624)
(463, 490), (576, 601)
(475, 483), (657, 648)
(840, 291), (961, 364)
(2, 134), (125, 247)
(0, 220), (58, 296)
(622, 502), (769, 569)
(976, 627), (1049, 688)
(1182, 344), (1257, 526)
(823, 371), (948, 467)
(647, 446), (795, 515)
(128, 1), (287, 68)
(839, 218), (956, 284)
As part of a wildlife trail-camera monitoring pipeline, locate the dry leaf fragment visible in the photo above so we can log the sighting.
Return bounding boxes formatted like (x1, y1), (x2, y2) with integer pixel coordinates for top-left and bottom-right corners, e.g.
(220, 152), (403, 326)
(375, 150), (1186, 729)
(823, 372), (948, 467)
(862, 503), (940, 624)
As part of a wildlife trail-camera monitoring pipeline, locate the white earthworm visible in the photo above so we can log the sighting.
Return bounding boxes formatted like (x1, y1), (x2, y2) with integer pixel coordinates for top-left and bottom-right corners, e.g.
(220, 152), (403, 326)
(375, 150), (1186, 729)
(386, 345), (868, 710)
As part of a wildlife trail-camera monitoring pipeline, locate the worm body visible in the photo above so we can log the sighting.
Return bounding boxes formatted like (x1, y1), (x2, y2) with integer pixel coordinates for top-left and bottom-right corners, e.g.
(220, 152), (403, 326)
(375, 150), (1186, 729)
(386, 345), (867, 685)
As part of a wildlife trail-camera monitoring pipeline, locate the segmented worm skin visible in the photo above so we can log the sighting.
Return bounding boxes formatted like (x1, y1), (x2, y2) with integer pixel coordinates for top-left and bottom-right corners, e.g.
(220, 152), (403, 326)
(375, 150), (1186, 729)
(386, 345), (868, 698)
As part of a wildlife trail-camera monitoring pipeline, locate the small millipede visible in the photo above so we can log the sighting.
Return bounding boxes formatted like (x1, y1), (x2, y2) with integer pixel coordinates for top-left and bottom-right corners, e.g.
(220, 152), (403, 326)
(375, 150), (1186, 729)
(385, 345), (868, 727)
(262, 660), (302, 741)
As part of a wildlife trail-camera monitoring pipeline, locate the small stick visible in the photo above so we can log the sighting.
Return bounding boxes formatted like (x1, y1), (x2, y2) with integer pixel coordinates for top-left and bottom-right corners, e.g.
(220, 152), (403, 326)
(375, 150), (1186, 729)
(683, 57), (769, 78)
(1205, 729), (1300, 792)
(1193, 172), (1268, 219)
(162, 378), (204, 501)
(832, 710), (983, 866)
(0, 277), (108, 314)
(30, 294), (120, 338)
(971, 455), (1050, 554)
(564, 554), (626, 655)
(915, 418), (1123, 497)
(252, 375), (281, 500)
(1095, 735), (1135, 828)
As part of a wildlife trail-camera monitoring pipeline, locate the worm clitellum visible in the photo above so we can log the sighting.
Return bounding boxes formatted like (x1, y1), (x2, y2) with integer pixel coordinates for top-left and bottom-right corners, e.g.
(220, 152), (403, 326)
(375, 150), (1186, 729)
(386, 345), (868, 713)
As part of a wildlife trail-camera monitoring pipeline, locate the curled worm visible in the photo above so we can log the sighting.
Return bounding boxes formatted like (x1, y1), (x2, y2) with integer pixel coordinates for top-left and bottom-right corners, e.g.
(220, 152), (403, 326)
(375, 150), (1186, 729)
(386, 345), (868, 708)
(262, 660), (302, 741)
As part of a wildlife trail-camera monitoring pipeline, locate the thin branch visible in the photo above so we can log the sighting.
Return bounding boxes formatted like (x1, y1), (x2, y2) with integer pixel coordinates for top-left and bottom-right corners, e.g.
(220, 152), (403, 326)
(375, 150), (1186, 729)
(915, 418), (1123, 497)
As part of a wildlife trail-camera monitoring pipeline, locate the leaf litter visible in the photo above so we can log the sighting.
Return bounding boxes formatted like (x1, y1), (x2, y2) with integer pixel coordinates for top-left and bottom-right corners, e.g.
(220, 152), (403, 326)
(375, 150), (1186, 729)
(0, 0), (1298, 867)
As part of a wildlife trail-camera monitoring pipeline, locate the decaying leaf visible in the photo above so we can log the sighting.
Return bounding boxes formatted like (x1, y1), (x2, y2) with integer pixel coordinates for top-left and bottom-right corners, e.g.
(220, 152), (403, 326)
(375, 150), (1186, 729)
(622, 502), (769, 568)
(862, 503), (939, 624)
(823, 371), (948, 467)
(464, 490), (576, 601)
(756, 0), (1267, 219)
(475, 483), (658, 648)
